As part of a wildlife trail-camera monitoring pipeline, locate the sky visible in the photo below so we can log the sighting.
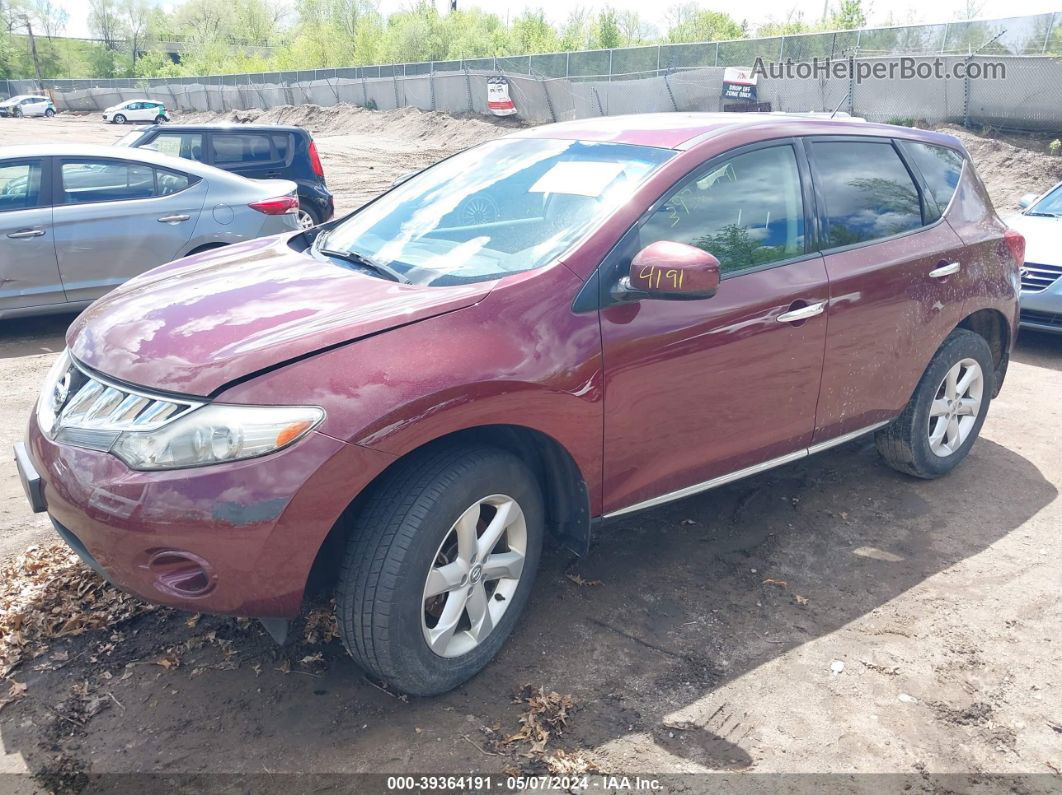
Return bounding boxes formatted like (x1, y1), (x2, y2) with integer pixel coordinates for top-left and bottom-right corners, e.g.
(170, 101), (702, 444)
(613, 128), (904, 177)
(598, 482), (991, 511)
(56, 0), (1062, 40)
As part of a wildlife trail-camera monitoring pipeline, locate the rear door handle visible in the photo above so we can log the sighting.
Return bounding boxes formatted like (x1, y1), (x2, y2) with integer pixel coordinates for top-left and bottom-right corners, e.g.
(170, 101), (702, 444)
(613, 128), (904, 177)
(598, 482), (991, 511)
(7, 228), (45, 239)
(157, 214), (190, 224)
(929, 262), (960, 278)
(778, 301), (826, 323)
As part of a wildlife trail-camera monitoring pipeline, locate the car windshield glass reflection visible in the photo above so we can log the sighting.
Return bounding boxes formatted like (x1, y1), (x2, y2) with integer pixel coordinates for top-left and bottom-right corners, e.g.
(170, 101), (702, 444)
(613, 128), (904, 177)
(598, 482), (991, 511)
(1029, 184), (1062, 216)
(317, 138), (673, 286)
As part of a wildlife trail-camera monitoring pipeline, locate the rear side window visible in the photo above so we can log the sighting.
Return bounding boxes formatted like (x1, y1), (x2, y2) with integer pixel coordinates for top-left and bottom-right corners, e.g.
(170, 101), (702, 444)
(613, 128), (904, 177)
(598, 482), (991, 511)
(0, 161), (43, 212)
(272, 133), (291, 162)
(212, 133), (274, 164)
(638, 145), (806, 276)
(156, 168), (193, 196)
(149, 132), (203, 161)
(811, 140), (922, 247)
(904, 141), (964, 212)
(59, 160), (196, 204)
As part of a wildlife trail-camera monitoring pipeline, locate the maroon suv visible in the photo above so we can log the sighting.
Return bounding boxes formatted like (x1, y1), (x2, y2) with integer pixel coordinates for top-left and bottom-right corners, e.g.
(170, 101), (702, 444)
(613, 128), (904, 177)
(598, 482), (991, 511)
(16, 114), (1023, 695)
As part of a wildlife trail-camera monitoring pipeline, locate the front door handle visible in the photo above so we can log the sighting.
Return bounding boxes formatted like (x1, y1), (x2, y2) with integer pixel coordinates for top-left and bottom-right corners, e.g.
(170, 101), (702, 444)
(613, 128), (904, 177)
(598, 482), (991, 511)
(929, 262), (961, 279)
(778, 301), (826, 323)
(7, 228), (45, 239)
(157, 214), (190, 224)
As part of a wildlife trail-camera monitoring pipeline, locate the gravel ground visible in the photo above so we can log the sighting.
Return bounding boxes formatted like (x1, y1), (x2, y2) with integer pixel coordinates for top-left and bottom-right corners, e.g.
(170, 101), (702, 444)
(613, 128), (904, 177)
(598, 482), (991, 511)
(0, 111), (1060, 790)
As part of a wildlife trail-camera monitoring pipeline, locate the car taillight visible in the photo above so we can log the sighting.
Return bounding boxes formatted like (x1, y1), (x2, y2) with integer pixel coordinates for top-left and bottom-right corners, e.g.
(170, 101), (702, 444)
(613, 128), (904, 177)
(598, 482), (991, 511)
(1003, 228), (1025, 267)
(308, 139), (324, 179)
(249, 195), (299, 215)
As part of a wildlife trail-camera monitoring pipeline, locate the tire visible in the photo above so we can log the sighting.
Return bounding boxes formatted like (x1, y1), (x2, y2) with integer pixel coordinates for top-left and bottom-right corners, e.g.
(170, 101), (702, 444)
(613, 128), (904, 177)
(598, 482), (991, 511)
(295, 207), (318, 230)
(876, 329), (995, 479)
(44, 108), (55, 118)
(113, 113), (126, 124)
(154, 115), (167, 124)
(12, 108), (22, 118)
(336, 445), (544, 696)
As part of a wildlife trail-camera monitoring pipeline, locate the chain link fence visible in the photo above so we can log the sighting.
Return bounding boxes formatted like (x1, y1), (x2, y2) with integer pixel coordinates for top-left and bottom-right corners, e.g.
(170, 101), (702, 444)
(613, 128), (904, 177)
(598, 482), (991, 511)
(3, 12), (1060, 131)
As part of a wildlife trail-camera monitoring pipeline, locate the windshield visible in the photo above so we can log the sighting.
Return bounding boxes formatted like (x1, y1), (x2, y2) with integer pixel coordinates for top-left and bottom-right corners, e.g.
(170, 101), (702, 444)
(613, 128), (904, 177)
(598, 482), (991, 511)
(1029, 184), (1062, 216)
(316, 138), (673, 286)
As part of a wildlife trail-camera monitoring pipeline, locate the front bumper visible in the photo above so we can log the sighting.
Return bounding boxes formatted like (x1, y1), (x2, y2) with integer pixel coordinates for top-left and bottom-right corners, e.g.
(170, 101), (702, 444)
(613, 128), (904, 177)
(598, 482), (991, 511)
(21, 411), (395, 618)
(1019, 282), (1062, 335)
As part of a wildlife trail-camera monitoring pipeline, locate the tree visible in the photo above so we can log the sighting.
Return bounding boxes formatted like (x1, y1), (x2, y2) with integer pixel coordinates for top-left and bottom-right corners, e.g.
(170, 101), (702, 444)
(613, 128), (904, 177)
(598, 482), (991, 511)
(28, 0), (68, 38)
(616, 10), (653, 47)
(594, 7), (620, 50)
(122, 0), (151, 71)
(507, 8), (558, 55)
(664, 4), (745, 43)
(88, 0), (125, 50)
(828, 0), (866, 31)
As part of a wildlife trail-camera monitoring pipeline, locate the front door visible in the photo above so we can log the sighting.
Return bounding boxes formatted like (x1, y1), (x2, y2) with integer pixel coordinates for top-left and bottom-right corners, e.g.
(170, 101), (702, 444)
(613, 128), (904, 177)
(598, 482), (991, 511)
(600, 142), (829, 516)
(0, 158), (65, 314)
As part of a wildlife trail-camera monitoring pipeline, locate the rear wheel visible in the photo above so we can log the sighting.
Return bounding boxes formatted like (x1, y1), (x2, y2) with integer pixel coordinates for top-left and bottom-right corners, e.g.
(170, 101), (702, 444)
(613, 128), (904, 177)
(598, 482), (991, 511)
(154, 114), (167, 124)
(44, 108), (55, 118)
(113, 113), (126, 124)
(336, 445), (543, 696)
(876, 329), (994, 479)
(295, 207), (318, 230)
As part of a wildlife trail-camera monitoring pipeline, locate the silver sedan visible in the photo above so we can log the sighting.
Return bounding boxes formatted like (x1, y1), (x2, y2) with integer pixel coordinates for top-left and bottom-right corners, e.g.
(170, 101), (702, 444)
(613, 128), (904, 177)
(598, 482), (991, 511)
(0, 144), (300, 320)
(1007, 182), (1062, 335)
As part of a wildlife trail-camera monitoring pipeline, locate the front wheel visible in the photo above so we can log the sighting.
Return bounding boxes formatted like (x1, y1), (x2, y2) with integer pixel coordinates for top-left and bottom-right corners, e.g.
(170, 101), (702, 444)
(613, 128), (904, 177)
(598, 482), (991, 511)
(112, 113), (126, 124)
(876, 329), (994, 479)
(336, 445), (543, 696)
(12, 108), (22, 118)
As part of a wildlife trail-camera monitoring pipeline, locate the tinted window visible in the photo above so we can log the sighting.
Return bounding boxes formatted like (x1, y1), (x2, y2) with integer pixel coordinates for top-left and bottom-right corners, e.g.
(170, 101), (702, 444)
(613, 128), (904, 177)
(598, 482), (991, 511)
(272, 133), (290, 162)
(61, 161), (155, 204)
(639, 145), (806, 275)
(212, 133), (274, 164)
(905, 141), (964, 212)
(156, 168), (193, 196)
(150, 132), (203, 161)
(812, 141), (922, 247)
(0, 161), (43, 212)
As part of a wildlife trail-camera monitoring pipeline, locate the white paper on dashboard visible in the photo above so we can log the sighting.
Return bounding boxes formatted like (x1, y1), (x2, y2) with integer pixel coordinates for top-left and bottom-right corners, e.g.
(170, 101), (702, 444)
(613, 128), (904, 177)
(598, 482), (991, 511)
(529, 162), (626, 197)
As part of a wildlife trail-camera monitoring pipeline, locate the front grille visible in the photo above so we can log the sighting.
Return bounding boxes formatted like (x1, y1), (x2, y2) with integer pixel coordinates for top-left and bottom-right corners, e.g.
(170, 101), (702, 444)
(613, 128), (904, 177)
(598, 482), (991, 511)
(39, 353), (203, 451)
(1019, 309), (1062, 329)
(1020, 262), (1062, 292)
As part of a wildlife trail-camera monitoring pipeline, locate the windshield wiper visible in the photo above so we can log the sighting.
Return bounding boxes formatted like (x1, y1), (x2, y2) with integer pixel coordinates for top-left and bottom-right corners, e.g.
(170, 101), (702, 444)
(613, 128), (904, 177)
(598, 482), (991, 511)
(318, 247), (411, 284)
(1026, 211), (1060, 217)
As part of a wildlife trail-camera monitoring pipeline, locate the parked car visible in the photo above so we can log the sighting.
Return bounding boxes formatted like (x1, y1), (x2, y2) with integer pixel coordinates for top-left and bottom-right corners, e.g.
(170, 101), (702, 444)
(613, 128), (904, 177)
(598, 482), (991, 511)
(116, 123), (334, 229)
(0, 94), (55, 118)
(16, 114), (1021, 696)
(102, 100), (169, 125)
(0, 143), (300, 319)
(1004, 183), (1062, 334)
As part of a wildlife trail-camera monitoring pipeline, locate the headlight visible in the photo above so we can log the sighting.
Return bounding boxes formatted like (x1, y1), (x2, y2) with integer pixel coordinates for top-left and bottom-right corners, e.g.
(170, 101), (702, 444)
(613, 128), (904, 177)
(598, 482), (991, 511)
(110, 404), (325, 470)
(36, 349), (72, 438)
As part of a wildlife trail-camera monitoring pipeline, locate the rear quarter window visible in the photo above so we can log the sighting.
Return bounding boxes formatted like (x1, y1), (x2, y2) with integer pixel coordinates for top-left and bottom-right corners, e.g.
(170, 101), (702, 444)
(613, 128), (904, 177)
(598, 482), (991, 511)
(212, 133), (275, 164)
(904, 141), (965, 213)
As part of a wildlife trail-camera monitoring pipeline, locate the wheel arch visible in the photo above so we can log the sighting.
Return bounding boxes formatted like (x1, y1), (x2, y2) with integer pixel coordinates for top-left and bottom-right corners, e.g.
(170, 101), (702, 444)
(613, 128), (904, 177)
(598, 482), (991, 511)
(304, 424), (592, 597)
(956, 308), (1010, 396)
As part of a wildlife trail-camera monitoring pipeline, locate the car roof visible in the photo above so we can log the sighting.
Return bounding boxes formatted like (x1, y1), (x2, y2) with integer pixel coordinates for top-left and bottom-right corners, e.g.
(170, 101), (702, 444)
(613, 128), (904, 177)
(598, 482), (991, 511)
(0, 143), (237, 178)
(143, 123), (307, 134)
(509, 112), (964, 151)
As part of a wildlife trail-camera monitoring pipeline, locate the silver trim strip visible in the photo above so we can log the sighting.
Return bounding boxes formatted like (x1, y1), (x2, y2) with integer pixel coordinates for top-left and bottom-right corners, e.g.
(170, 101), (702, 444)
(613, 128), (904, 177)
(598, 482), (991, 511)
(604, 420), (890, 519)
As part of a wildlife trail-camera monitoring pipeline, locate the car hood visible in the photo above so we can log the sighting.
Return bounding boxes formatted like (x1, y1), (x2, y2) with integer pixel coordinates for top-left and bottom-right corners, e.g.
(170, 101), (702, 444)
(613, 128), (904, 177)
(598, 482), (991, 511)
(1003, 213), (1062, 266)
(67, 235), (493, 397)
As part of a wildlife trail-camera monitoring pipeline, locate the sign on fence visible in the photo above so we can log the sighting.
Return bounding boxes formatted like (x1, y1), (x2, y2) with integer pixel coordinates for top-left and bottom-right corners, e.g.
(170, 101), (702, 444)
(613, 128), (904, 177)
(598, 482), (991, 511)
(721, 67), (758, 101)
(487, 76), (516, 116)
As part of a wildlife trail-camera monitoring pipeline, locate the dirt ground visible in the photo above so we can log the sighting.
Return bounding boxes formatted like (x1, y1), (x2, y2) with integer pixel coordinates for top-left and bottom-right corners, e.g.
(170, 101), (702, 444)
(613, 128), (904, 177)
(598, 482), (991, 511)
(0, 110), (1061, 791)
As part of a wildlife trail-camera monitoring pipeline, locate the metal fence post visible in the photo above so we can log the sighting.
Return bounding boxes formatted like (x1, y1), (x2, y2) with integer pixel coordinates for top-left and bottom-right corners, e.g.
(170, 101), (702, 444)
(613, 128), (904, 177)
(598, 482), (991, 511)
(1042, 12), (1056, 54)
(608, 49), (613, 81)
(464, 67), (473, 112)
(940, 22), (950, 54)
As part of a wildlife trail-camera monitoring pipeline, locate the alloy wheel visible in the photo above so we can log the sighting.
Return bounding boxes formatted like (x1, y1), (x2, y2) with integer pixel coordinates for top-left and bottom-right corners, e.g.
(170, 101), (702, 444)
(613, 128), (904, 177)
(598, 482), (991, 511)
(927, 357), (983, 457)
(421, 494), (527, 658)
(296, 209), (316, 230)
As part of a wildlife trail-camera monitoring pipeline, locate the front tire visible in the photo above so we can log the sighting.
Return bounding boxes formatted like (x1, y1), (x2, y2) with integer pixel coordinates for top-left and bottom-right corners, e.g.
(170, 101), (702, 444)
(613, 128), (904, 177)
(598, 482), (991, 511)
(12, 108), (22, 118)
(336, 445), (544, 696)
(113, 113), (126, 124)
(876, 329), (994, 479)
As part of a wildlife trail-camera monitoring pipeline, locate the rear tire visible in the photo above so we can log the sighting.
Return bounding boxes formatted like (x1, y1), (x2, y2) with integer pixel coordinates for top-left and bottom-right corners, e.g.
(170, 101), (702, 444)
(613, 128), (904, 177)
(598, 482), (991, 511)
(113, 113), (126, 124)
(44, 108), (55, 118)
(295, 207), (318, 229)
(154, 115), (167, 124)
(336, 445), (544, 696)
(876, 329), (994, 479)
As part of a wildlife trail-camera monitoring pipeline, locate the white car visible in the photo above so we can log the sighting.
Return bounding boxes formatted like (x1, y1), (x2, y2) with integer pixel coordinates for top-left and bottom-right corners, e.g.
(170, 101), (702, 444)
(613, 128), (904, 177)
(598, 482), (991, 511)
(1005, 183), (1062, 334)
(102, 100), (171, 125)
(0, 95), (56, 118)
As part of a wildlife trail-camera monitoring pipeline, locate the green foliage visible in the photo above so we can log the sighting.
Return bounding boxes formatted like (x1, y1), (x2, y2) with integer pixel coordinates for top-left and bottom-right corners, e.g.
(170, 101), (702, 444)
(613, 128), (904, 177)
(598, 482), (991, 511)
(665, 4), (746, 44)
(829, 0), (867, 31)
(1049, 139), (1061, 156)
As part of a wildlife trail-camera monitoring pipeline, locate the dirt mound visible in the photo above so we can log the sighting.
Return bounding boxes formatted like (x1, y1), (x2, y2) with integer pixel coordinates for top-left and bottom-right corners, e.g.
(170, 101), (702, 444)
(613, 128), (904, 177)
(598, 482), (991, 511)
(935, 124), (1062, 212)
(186, 103), (517, 150)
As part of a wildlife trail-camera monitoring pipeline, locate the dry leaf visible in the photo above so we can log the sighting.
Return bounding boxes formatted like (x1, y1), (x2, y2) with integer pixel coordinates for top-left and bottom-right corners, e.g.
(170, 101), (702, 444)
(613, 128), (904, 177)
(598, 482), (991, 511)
(794, 594), (809, 606)
(155, 652), (180, 670)
(565, 574), (602, 588)
(762, 578), (788, 588)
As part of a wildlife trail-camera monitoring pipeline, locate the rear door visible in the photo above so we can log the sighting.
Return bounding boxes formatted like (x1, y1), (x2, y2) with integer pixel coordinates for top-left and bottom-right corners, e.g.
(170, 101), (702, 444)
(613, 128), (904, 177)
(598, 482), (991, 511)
(208, 131), (286, 180)
(141, 130), (205, 163)
(807, 136), (971, 442)
(51, 157), (206, 302)
(0, 157), (65, 313)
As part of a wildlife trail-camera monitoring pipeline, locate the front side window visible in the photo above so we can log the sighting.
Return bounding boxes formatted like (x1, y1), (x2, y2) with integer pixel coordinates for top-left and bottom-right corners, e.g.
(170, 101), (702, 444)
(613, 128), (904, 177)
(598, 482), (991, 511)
(61, 160), (156, 204)
(1026, 184), (1062, 216)
(905, 141), (964, 212)
(212, 133), (274, 164)
(149, 132), (203, 161)
(638, 145), (806, 276)
(0, 161), (43, 212)
(812, 140), (923, 247)
(316, 138), (673, 286)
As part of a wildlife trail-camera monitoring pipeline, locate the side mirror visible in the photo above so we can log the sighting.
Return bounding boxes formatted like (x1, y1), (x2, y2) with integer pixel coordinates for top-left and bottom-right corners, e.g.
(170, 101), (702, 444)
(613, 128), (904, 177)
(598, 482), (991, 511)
(1018, 193), (1038, 209)
(613, 241), (721, 302)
